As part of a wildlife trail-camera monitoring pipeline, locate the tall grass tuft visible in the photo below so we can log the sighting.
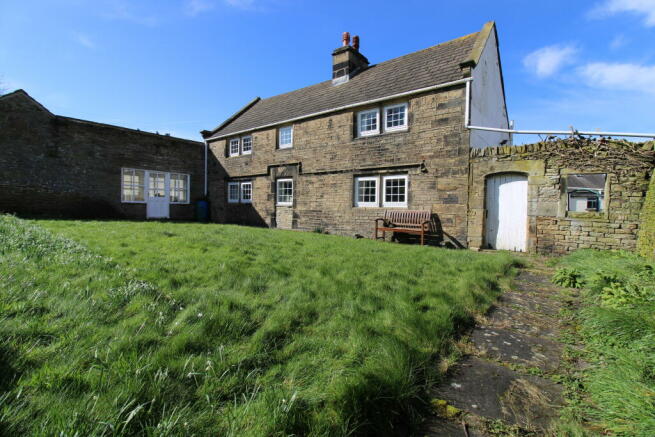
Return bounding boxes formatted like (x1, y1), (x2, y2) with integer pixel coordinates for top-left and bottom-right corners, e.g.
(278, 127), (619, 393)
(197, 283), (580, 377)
(0, 216), (518, 435)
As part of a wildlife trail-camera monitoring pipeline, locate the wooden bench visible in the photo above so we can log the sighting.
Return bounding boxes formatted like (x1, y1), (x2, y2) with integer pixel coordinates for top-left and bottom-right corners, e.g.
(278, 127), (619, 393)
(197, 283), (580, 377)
(374, 210), (432, 245)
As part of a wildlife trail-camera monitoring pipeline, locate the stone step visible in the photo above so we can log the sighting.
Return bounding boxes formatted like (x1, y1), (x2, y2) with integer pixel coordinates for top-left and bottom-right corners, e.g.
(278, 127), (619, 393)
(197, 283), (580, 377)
(430, 357), (564, 433)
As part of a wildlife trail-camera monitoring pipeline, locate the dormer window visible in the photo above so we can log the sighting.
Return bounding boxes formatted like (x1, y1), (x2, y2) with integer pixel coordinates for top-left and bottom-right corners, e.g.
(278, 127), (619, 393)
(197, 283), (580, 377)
(357, 109), (379, 137)
(279, 126), (293, 149)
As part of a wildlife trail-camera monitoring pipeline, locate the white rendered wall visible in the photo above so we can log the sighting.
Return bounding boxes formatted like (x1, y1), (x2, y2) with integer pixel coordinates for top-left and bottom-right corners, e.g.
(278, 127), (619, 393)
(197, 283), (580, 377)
(470, 31), (511, 148)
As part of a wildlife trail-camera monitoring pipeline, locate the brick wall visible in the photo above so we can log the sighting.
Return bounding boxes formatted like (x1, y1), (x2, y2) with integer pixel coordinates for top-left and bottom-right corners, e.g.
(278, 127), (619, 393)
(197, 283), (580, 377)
(207, 86), (470, 245)
(0, 92), (204, 220)
(469, 139), (654, 254)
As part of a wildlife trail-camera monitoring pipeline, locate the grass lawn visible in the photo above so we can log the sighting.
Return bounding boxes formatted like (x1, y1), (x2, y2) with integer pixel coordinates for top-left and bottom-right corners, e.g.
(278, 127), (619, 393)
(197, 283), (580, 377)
(553, 250), (655, 436)
(0, 216), (518, 436)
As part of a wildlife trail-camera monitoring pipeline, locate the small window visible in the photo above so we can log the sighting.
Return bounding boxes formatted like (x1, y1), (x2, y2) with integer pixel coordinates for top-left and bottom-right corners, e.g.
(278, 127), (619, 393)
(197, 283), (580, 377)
(279, 126), (293, 149)
(240, 181), (252, 203)
(170, 173), (189, 204)
(228, 182), (240, 203)
(121, 168), (145, 202)
(384, 103), (408, 131)
(354, 176), (378, 207)
(358, 109), (379, 137)
(566, 174), (606, 212)
(382, 175), (408, 207)
(229, 138), (240, 156)
(276, 178), (293, 205)
(148, 172), (166, 198)
(241, 136), (252, 154)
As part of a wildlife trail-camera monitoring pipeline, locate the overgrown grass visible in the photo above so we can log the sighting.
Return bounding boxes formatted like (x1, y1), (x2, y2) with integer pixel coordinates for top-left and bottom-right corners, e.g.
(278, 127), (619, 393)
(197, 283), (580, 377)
(0, 216), (518, 436)
(553, 250), (655, 436)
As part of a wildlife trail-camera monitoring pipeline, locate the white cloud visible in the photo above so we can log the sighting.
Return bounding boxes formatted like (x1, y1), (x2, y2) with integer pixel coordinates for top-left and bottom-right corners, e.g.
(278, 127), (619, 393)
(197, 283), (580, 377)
(591, 0), (655, 26)
(74, 33), (95, 49)
(185, 0), (215, 16)
(225, 0), (255, 9)
(523, 45), (579, 78)
(579, 62), (655, 93)
(106, 2), (158, 27)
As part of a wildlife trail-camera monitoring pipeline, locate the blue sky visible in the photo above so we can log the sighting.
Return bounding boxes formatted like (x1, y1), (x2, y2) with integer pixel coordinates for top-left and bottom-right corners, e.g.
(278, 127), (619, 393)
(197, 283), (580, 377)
(1, 0), (654, 143)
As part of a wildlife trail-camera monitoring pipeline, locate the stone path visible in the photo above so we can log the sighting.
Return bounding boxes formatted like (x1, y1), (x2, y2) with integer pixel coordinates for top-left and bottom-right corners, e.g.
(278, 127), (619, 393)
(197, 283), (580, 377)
(423, 256), (568, 436)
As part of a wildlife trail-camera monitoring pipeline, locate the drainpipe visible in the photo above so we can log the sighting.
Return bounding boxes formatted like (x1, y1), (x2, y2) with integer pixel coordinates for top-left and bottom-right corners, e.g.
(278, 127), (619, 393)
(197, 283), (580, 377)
(203, 139), (208, 197)
(464, 79), (655, 139)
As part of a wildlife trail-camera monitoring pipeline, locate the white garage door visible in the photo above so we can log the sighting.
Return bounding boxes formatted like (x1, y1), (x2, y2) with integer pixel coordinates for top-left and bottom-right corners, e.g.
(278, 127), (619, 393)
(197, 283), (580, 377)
(485, 173), (528, 252)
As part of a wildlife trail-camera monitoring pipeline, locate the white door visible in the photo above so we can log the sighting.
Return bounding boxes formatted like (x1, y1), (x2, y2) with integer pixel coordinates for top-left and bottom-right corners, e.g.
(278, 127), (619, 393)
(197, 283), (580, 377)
(485, 173), (528, 252)
(146, 171), (170, 219)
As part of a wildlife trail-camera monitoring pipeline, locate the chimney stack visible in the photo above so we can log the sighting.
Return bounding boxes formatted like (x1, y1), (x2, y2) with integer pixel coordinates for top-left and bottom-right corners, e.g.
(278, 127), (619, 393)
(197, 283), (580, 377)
(332, 32), (368, 85)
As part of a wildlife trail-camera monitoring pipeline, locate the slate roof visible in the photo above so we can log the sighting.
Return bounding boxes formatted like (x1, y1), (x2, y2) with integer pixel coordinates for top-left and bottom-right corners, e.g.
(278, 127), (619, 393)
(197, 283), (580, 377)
(206, 29), (482, 140)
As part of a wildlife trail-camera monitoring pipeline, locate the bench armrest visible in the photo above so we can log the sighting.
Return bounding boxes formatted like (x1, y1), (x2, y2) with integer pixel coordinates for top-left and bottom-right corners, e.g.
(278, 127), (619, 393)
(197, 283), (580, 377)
(374, 218), (388, 227)
(421, 220), (431, 231)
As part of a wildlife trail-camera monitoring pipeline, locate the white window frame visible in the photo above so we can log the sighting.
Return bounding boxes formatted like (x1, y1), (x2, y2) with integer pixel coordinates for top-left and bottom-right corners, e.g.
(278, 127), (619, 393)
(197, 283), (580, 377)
(357, 109), (380, 137)
(240, 181), (253, 204)
(229, 138), (240, 157)
(278, 126), (293, 149)
(276, 178), (293, 206)
(354, 176), (379, 207)
(241, 135), (252, 155)
(384, 103), (408, 132)
(382, 174), (408, 208)
(121, 168), (146, 203)
(227, 182), (240, 203)
(169, 173), (190, 204)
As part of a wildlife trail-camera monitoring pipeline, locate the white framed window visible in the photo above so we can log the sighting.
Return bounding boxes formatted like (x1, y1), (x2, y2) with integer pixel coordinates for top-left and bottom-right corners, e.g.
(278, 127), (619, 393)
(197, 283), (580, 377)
(240, 181), (252, 203)
(384, 103), (408, 132)
(241, 136), (252, 154)
(382, 175), (408, 207)
(276, 178), (293, 205)
(279, 126), (293, 149)
(228, 182), (240, 203)
(169, 173), (190, 204)
(229, 138), (240, 156)
(357, 109), (379, 137)
(354, 176), (378, 207)
(121, 168), (145, 202)
(148, 172), (166, 198)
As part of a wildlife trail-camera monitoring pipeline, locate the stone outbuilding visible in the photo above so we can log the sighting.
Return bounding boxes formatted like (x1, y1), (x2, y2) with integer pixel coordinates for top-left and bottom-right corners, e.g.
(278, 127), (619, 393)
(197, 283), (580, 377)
(0, 90), (204, 220)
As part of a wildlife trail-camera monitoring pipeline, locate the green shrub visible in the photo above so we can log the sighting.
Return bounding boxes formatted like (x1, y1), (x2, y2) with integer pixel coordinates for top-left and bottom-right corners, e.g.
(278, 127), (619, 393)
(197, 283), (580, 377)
(552, 267), (585, 288)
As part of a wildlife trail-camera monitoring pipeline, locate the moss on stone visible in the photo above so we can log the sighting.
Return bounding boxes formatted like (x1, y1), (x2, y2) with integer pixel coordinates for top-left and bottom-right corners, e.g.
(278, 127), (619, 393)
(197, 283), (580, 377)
(638, 163), (655, 258)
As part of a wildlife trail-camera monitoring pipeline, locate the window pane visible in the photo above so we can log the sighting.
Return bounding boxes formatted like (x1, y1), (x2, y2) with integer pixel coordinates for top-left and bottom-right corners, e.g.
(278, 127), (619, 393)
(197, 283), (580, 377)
(148, 172), (166, 198)
(279, 127), (292, 147)
(228, 183), (239, 202)
(384, 177), (407, 205)
(356, 178), (377, 206)
(566, 174), (606, 212)
(386, 105), (406, 129)
(241, 182), (252, 202)
(277, 179), (293, 204)
(242, 136), (252, 153)
(359, 111), (378, 134)
(230, 139), (240, 155)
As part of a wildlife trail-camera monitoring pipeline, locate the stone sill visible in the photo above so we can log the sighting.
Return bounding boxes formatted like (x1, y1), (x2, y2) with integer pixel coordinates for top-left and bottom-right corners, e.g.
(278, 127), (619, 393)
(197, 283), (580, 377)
(353, 128), (409, 141)
(563, 211), (609, 221)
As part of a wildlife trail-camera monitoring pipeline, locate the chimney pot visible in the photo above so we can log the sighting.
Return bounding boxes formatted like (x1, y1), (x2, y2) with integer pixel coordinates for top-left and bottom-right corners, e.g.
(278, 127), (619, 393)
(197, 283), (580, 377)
(352, 35), (359, 51)
(342, 32), (350, 47)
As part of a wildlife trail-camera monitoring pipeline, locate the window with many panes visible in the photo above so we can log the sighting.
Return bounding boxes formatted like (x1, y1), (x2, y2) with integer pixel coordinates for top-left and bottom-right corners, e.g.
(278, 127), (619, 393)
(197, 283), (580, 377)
(148, 172), (166, 198)
(121, 168), (145, 202)
(228, 182), (240, 203)
(276, 179), (293, 205)
(382, 175), (408, 207)
(354, 176), (378, 207)
(229, 139), (240, 156)
(279, 126), (293, 149)
(241, 136), (252, 154)
(384, 103), (408, 131)
(357, 109), (379, 136)
(170, 173), (189, 203)
(240, 181), (252, 203)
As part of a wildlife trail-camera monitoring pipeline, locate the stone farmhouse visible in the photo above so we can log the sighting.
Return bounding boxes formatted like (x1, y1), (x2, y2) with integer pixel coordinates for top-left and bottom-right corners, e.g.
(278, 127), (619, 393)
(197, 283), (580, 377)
(202, 21), (653, 254)
(0, 89), (204, 220)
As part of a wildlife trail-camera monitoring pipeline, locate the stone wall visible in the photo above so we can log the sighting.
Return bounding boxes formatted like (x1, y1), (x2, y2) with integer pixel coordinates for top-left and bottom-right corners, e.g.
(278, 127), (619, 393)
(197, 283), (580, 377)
(0, 91), (205, 220)
(469, 139), (654, 254)
(207, 86), (471, 245)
